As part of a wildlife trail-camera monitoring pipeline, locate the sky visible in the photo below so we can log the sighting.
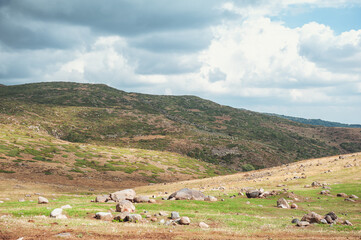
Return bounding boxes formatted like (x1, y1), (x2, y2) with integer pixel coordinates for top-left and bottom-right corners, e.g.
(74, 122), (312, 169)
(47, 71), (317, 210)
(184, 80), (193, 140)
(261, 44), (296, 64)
(0, 0), (361, 124)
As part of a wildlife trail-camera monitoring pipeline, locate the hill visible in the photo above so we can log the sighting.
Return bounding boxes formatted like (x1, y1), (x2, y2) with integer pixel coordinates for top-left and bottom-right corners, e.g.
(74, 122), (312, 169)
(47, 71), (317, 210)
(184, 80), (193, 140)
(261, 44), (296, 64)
(1, 82), (361, 171)
(267, 113), (361, 128)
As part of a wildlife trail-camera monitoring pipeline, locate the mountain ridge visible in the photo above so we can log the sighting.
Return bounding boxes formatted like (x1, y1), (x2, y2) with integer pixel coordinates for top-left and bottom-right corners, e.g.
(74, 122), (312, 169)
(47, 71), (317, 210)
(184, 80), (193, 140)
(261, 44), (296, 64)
(1, 81), (361, 171)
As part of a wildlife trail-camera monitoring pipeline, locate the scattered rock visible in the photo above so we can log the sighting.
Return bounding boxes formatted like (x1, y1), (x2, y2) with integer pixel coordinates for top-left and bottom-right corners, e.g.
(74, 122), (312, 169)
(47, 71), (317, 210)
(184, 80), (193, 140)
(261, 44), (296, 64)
(204, 196), (217, 202)
(125, 214), (142, 222)
(349, 194), (358, 199)
(277, 198), (290, 209)
(320, 219), (328, 224)
(325, 215), (334, 224)
(114, 212), (130, 221)
(290, 203), (298, 209)
(320, 190), (330, 195)
(179, 216), (190, 225)
(246, 190), (261, 198)
(344, 198), (356, 202)
(18, 199), (25, 202)
(95, 195), (108, 203)
(343, 220), (353, 226)
(150, 217), (157, 222)
(110, 189), (136, 202)
(158, 211), (168, 216)
(148, 199), (156, 203)
(54, 232), (72, 238)
(50, 208), (67, 219)
(61, 205), (72, 209)
(168, 188), (206, 200)
(38, 197), (49, 204)
(337, 193), (348, 198)
(296, 221), (310, 227)
(301, 212), (323, 223)
(171, 211), (180, 219)
(199, 222), (209, 229)
(311, 181), (322, 187)
(115, 200), (135, 213)
(134, 195), (150, 203)
(291, 218), (299, 224)
(95, 212), (113, 221)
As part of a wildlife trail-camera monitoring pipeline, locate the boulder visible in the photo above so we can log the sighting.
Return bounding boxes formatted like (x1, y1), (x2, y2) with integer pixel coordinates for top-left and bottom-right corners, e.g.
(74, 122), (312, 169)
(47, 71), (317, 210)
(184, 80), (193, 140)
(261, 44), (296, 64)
(296, 221), (310, 227)
(158, 211), (168, 216)
(115, 200), (135, 213)
(168, 188), (206, 200)
(290, 203), (298, 209)
(325, 212), (337, 221)
(291, 219), (299, 224)
(110, 189), (136, 202)
(325, 215), (333, 224)
(134, 195), (150, 203)
(179, 216), (190, 225)
(301, 212), (323, 223)
(199, 222), (209, 229)
(320, 190), (330, 195)
(95, 212), (113, 221)
(38, 197), (49, 204)
(246, 190), (260, 198)
(204, 196), (217, 202)
(336, 193), (348, 198)
(125, 214), (142, 223)
(320, 219), (328, 224)
(50, 208), (67, 219)
(171, 211), (180, 219)
(95, 195), (108, 203)
(345, 198), (356, 202)
(114, 212), (130, 221)
(277, 198), (290, 209)
(311, 181), (322, 187)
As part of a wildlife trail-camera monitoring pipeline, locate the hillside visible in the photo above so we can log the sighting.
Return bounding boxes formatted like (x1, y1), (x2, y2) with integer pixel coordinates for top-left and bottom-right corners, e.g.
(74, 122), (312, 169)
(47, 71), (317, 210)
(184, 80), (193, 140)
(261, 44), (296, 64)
(267, 113), (361, 128)
(1, 82), (361, 171)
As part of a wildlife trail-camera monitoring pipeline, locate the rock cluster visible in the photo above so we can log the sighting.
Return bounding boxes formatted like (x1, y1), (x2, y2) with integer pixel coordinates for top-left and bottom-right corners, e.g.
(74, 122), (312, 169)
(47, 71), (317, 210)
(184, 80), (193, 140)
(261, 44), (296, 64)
(294, 211), (352, 227)
(94, 189), (156, 204)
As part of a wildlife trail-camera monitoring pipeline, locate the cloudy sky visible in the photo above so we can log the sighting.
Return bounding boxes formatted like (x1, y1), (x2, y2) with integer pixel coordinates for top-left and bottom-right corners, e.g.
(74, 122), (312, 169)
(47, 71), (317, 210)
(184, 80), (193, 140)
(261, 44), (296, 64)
(1, 0), (361, 123)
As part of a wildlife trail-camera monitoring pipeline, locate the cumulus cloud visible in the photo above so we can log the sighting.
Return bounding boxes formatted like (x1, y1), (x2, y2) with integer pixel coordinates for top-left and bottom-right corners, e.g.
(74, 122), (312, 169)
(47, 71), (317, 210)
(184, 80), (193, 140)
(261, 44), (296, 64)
(0, 0), (360, 123)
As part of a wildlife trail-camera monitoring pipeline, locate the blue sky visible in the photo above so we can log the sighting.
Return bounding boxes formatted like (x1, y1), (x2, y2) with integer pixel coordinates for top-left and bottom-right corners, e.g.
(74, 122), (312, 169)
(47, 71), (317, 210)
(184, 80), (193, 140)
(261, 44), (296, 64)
(0, 0), (360, 124)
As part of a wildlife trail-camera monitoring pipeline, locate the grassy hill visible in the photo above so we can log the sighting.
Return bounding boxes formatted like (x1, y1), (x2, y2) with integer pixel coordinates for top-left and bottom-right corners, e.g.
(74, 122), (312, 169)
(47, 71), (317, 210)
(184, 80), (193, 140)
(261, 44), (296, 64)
(1, 82), (361, 171)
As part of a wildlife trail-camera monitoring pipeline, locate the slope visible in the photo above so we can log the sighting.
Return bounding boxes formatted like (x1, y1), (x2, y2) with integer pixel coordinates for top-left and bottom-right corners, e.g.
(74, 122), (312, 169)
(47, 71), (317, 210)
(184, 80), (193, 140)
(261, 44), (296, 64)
(1, 82), (361, 171)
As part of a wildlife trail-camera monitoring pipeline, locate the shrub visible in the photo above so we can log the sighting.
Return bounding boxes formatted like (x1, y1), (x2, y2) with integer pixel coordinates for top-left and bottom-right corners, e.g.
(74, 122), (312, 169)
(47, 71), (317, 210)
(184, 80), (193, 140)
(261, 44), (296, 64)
(242, 163), (255, 172)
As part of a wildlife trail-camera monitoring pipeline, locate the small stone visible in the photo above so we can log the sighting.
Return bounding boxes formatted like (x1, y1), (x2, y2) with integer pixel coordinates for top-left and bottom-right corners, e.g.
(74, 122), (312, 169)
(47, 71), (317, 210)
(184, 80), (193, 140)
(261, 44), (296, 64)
(320, 219), (328, 224)
(61, 205), (72, 209)
(205, 196), (217, 201)
(150, 217), (157, 222)
(199, 222), (209, 229)
(159, 211), (168, 216)
(50, 208), (67, 219)
(18, 199), (25, 202)
(38, 196), (49, 204)
(296, 221), (310, 227)
(54, 232), (71, 238)
(290, 203), (298, 209)
(343, 220), (353, 226)
(291, 218), (299, 224)
(246, 201), (250, 204)
(277, 198), (290, 209)
(337, 193), (348, 198)
(171, 211), (180, 219)
(95, 212), (113, 221)
(95, 195), (108, 203)
(159, 219), (165, 224)
(179, 216), (190, 225)
(148, 199), (156, 203)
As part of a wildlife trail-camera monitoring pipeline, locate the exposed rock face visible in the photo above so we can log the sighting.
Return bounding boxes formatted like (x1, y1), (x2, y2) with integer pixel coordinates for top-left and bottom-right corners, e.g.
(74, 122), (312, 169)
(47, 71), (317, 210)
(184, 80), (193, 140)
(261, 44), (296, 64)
(110, 189), (136, 202)
(179, 217), (190, 225)
(115, 200), (135, 213)
(38, 196), (49, 204)
(95, 212), (113, 221)
(301, 212), (323, 223)
(277, 198), (290, 209)
(168, 188), (206, 200)
(95, 195), (109, 203)
(134, 195), (150, 203)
